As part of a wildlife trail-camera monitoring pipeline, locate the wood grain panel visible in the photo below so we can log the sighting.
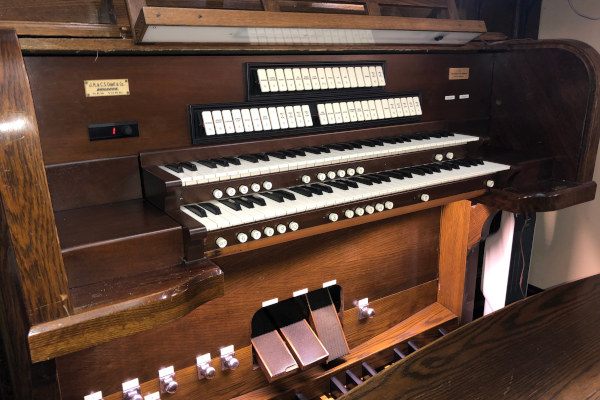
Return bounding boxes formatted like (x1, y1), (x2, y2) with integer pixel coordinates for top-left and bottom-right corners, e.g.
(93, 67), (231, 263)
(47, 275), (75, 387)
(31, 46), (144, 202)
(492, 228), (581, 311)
(342, 274), (600, 400)
(0, 30), (72, 323)
(23, 53), (493, 165)
(437, 200), (470, 319)
(55, 209), (440, 399)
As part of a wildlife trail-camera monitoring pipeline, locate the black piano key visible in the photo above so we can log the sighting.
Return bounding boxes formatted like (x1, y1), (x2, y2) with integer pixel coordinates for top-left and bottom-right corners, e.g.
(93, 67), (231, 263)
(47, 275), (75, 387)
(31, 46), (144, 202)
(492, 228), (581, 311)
(232, 197), (255, 209)
(405, 167), (426, 176)
(366, 138), (384, 146)
(243, 195), (267, 207)
(164, 163), (183, 173)
(348, 176), (372, 186)
(361, 362), (377, 377)
(289, 187), (313, 197)
(356, 140), (376, 148)
(260, 191), (285, 203)
(438, 162), (453, 171)
(219, 199), (242, 211)
(330, 376), (348, 395)
(325, 144), (346, 151)
(394, 169), (414, 178)
(305, 185), (325, 195)
(438, 327), (449, 336)
(455, 159), (473, 167)
(428, 131), (442, 138)
(363, 175), (382, 184)
(445, 161), (462, 170)
(339, 143), (355, 150)
(324, 181), (349, 190)
(440, 131), (454, 137)
(289, 149), (306, 156)
(394, 347), (407, 361)
(300, 147), (322, 155)
(426, 164), (442, 173)
(381, 137), (397, 144)
(280, 150), (297, 158)
(371, 173), (391, 182)
(211, 158), (230, 167)
(254, 153), (270, 162)
(179, 161), (197, 171)
(408, 340), (420, 353)
(416, 166), (435, 174)
(275, 190), (296, 201)
(380, 171), (405, 180)
(196, 160), (218, 169)
(223, 156), (241, 165)
(346, 370), (363, 387)
(346, 141), (363, 149)
(238, 154), (259, 163)
(314, 146), (331, 153)
(198, 202), (222, 215)
(266, 151), (287, 159)
(339, 179), (359, 189)
(312, 183), (333, 193)
(185, 204), (207, 218)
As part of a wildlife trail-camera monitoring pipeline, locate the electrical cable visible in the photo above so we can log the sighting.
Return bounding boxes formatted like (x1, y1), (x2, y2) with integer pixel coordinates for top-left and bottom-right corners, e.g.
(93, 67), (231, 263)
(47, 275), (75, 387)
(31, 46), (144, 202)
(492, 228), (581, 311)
(568, 0), (600, 20)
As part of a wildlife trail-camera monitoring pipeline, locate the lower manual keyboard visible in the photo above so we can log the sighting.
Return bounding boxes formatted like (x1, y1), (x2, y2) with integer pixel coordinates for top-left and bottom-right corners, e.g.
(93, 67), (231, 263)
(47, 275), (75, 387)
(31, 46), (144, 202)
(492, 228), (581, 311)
(180, 158), (509, 248)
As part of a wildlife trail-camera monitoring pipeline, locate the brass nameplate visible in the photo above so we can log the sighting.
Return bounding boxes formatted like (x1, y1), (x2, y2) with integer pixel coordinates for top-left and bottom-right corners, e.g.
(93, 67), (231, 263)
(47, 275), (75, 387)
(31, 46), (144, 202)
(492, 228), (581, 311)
(84, 79), (130, 97)
(449, 68), (470, 80)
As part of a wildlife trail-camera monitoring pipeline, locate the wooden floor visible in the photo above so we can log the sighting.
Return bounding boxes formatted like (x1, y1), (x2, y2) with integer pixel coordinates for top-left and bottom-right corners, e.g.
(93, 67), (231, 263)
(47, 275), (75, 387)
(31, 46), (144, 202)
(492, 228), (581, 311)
(343, 274), (600, 400)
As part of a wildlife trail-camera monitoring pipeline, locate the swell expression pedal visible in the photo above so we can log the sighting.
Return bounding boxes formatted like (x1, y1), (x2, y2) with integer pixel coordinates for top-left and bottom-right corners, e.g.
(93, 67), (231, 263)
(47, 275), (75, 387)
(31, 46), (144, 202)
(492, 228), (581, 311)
(306, 287), (349, 362)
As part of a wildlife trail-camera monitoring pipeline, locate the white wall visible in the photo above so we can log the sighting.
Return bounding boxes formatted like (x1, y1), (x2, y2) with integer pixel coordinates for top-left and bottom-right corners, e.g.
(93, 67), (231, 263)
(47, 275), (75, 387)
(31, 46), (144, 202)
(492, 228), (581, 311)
(529, 0), (600, 288)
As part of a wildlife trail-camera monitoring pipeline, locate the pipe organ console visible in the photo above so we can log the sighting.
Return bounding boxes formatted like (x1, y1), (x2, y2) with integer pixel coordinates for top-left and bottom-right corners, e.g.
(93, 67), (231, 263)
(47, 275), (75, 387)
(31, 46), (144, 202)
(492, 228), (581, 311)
(0, 27), (599, 400)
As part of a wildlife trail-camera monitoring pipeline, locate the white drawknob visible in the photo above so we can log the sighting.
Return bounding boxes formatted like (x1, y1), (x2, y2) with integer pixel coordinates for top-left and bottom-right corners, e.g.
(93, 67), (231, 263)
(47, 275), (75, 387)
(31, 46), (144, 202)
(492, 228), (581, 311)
(215, 237), (227, 248)
(446, 152), (454, 160)
(365, 205), (375, 214)
(344, 209), (354, 219)
(317, 172), (327, 181)
(384, 201), (394, 210)
(251, 183), (261, 192)
(486, 180), (495, 188)
(435, 154), (444, 161)
(250, 229), (261, 240)
(327, 171), (336, 179)
(276, 224), (287, 234)
(236, 232), (248, 243)
(263, 227), (274, 237)
(213, 189), (223, 199)
(263, 181), (273, 190)
(375, 203), (384, 212)
(288, 221), (299, 231)
(226, 187), (236, 196)
(337, 169), (346, 177)
(328, 213), (339, 222)
(238, 185), (249, 194)
(356, 166), (365, 174)
(347, 168), (356, 176)
(355, 207), (365, 216)
(301, 175), (311, 184)
(420, 193), (430, 202)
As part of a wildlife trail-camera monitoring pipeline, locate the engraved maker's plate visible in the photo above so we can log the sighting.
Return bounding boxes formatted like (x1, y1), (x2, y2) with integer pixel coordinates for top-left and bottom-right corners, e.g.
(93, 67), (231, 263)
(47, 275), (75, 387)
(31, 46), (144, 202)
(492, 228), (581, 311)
(84, 79), (130, 97)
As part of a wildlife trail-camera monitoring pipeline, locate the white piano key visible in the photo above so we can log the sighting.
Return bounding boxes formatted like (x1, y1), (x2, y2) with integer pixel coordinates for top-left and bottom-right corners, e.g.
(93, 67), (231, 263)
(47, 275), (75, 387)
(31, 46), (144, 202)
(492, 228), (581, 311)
(259, 108), (271, 130)
(277, 106), (289, 129)
(361, 100), (371, 120)
(231, 109), (245, 133)
(362, 66), (372, 87)
(159, 165), (193, 185)
(201, 111), (216, 136)
(250, 108), (263, 131)
(355, 66), (365, 87)
(325, 103), (336, 124)
(333, 103), (343, 124)
(413, 96), (423, 115)
(368, 100), (378, 119)
(369, 66), (378, 86)
(347, 102), (358, 122)
(284, 68), (295, 91)
(317, 68), (328, 89)
(340, 102), (350, 123)
(302, 105), (313, 127)
(310, 68), (321, 90)
(212, 110), (226, 135)
(241, 109), (254, 132)
(325, 68), (336, 89)
(257, 69), (270, 92)
(374, 99), (385, 119)
(375, 65), (386, 86)
(332, 67), (343, 89)
(354, 101), (365, 121)
(181, 206), (219, 231)
(407, 97), (417, 116)
(294, 105), (305, 128)
(301, 68), (312, 90)
(266, 69), (279, 92)
(293, 68), (304, 91)
(275, 69), (287, 91)
(317, 104), (328, 125)
(285, 106), (297, 128)
(222, 109), (235, 133)
(400, 97), (410, 116)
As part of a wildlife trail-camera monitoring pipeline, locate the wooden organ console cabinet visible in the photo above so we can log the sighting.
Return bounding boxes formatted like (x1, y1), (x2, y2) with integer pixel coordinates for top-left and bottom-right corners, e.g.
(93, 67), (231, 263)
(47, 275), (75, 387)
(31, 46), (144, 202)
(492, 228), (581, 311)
(1, 22), (600, 400)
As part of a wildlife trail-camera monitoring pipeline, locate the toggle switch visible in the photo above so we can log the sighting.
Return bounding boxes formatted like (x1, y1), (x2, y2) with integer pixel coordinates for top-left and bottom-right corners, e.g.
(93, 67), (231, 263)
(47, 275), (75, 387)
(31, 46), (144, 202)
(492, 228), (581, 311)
(220, 345), (239, 371)
(122, 379), (142, 400)
(355, 298), (375, 320)
(197, 353), (216, 380)
(158, 366), (178, 394)
(84, 391), (103, 400)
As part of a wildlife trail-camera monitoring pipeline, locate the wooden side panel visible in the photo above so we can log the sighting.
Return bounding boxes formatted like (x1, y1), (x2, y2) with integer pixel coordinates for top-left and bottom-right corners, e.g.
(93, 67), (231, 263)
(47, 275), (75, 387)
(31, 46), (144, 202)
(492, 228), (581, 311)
(0, 30), (72, 323)
(55, 209), (440, 399)
(437, 200), (470, 319)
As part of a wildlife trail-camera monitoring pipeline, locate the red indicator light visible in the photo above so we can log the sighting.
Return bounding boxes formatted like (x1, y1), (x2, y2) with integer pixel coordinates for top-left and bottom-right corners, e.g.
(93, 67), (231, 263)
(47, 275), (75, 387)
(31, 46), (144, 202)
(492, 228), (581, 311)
(112, 127), (116, 135)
